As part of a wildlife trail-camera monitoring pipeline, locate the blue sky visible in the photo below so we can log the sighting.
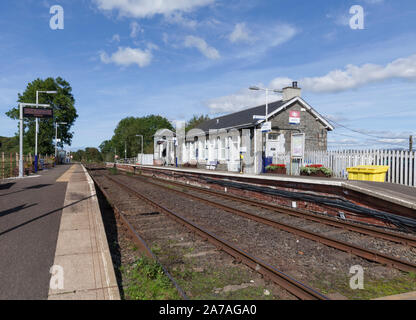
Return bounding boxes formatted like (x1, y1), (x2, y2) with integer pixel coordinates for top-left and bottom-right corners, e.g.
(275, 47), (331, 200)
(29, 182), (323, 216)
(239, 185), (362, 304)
(0, 0), (415, 150)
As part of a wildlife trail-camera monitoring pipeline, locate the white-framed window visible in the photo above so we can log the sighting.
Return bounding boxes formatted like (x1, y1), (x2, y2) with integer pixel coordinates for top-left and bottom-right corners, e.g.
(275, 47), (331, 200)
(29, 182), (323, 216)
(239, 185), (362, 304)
(232, 136), (240, 161)
(189, 142), (195, 161)
(182, 142), (188, 163)
(196, 140), (203, 161)
(226, 136), (231, 161)
(208, 138), (215, 161)
(216, 137), (220, 161)
(220, 137), (226, 160)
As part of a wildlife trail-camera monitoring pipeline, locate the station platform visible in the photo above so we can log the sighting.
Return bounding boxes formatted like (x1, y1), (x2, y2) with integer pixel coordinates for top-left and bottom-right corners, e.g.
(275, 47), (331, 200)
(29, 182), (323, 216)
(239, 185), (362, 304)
(113, 164), (416, 218)
(0, 164), (119, 300)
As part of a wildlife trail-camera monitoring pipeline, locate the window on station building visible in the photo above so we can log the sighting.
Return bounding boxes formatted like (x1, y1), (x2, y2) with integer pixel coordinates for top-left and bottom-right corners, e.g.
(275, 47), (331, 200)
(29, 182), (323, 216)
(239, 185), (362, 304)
(268, 133), (279, 140)
(218, 137), (224, 160)
(190, 142), (195, 160)
(216, 137), (221, 160)
(226, 137), (231, 161)
(203, 139), (208, 160)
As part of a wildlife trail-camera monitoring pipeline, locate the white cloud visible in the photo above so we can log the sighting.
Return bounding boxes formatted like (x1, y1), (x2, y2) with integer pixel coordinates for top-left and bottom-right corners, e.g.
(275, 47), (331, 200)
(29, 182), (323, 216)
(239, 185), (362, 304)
(377, 138), (406, 143)
(130, 21), (142, 38)
(229, 23), (253, 44)
(270, 54), (416, 93)
(206, 54), (416, 113)
(111, 34), (120, 42)
(300, 54), (416, 93)
(162, 32), (169, 44)
(165, 12), (198, 28)
(100, 46), (154, 68)
(328, 138), (359, 145)
(326, 13), (350, 27)
(94, 0), (215, 18)
(363, 0), (384, 4)
(206, 88), (281, 114)
(233, 24), (297, 58)
(269, 77), (293, 90)
(184, 35), (220, 60)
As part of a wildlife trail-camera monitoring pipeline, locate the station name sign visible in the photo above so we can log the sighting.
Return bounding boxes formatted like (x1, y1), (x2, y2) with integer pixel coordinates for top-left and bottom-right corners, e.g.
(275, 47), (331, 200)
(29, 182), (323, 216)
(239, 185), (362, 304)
(23, 107), (54, 119)
(289, 110), (300, 125)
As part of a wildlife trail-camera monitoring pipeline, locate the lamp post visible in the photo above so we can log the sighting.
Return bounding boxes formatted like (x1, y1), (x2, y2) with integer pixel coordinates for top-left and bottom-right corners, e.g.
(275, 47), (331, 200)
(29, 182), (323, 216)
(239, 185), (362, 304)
(35, 91), (57, 172)
(55, 122), (67, 164)
(125, 141), (127, 162)
(136, 134), (143, 164)
(249, 86), (282, 121)
(249, 86), (282, 174)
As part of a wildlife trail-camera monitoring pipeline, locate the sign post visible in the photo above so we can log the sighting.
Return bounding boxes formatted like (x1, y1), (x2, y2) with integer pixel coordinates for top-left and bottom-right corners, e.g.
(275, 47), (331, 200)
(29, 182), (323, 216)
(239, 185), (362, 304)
(18, 103), (50, 178)
(261, 122), (272, 133)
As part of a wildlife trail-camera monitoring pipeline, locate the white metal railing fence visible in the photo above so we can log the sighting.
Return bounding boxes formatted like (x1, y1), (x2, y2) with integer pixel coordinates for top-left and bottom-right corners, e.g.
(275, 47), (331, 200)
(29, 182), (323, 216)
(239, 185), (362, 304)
(140, 154), (154, 165)
(116, 154), (154, 165)
(275, 150), (415, 187)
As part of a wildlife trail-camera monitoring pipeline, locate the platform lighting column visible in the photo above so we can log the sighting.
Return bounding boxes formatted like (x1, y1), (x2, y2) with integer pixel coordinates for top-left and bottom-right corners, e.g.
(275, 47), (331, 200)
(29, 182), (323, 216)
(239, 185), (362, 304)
(35, 91), (57, 172)
(136, 134), (143, 164)
(19, 103), (23, 178)
(55, 122), (67, 163)
(249, 86), (283, 173)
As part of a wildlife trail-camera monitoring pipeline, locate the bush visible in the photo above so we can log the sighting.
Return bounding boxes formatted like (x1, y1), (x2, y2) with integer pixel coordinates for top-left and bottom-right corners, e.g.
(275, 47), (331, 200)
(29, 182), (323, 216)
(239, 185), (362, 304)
(306, 164), (323, 168)
(266, 164), (286, 171)
(124, 256), (180, 300)
(300, 166), (333, 177)
(108, 167), (118, 175)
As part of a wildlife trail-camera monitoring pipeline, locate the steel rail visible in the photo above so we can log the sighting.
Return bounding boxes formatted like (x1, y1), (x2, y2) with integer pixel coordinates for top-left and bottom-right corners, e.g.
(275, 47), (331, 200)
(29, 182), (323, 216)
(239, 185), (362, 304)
(140, 172), (416, 248)
(104, 174), (329, 300)
(89, 172), (189, 300)
(127, 173), (416, 273)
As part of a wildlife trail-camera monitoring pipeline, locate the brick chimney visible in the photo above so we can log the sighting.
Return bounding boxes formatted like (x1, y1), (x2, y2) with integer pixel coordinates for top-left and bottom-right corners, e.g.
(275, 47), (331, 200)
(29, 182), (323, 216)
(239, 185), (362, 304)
(282, 81), (301, 101)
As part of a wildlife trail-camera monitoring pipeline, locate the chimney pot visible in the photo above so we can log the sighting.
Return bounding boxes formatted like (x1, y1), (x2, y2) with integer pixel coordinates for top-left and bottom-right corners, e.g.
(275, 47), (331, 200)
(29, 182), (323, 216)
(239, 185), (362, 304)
(282, 81), (301, 101)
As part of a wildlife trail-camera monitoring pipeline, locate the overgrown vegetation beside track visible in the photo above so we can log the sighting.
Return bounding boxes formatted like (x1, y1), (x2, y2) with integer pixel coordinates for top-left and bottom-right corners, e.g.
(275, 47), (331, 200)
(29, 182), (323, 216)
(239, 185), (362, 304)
(108, 167), (118, 175)
(121, 256), (181, 300)
(311, 270), (416, 300)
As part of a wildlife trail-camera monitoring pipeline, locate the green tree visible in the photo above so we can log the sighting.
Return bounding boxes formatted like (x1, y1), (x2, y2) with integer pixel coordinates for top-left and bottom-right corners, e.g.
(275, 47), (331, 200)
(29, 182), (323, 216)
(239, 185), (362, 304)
(72, 149), (85, 162)
(72, 148), (103, 163)
(0, 136), (19, 153)
(84, 147), (103, 162)
(101, 115), (173, 159)
(6, 77), (78, 155)
(99, 140), (115, 162)
(186, 114), (210, 132)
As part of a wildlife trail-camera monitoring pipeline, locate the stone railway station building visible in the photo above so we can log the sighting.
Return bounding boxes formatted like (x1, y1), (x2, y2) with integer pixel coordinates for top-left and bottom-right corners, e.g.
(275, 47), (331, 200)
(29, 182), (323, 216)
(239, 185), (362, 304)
(154, 82), (334, 174)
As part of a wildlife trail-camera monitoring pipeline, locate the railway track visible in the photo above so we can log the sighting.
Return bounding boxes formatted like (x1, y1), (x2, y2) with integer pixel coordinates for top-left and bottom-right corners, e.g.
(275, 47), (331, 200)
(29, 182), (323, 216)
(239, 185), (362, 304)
(114, 171), (416, 273)
(91, 171), (189, 300)
(93, 170), (329, 300)
(143, 173), (416, 248)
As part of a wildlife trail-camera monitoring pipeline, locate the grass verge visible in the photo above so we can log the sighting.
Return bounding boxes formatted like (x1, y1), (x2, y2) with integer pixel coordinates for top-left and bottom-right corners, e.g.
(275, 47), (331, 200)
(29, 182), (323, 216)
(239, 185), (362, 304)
(121, 255), (181, 300)
(311, 270), (416, 300)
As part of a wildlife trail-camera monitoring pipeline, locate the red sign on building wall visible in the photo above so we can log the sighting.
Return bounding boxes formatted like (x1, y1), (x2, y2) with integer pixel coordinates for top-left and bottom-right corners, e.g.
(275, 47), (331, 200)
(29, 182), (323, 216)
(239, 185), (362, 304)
(289, 111), (300, 124)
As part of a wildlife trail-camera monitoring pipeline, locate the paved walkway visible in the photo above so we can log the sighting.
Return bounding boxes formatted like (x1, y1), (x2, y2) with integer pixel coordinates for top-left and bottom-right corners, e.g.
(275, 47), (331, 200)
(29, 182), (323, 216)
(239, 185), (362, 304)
(0, 165), (70, 299)
(0, 164), (119, 300)
(48, 164), (119, 300)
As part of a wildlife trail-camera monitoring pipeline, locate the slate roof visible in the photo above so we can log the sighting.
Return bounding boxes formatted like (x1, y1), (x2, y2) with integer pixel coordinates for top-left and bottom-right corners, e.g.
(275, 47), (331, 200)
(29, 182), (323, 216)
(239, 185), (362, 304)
(197, 100), (286, 132)
(196, 97), (334, 132)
